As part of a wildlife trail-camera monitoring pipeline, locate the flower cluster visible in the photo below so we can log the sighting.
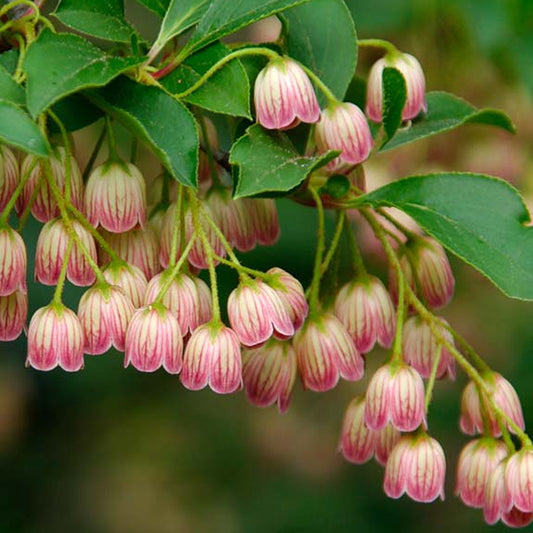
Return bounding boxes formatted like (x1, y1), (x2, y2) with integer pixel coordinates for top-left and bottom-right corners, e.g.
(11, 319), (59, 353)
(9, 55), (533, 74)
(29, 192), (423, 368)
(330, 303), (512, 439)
(0, 40), (531, 530)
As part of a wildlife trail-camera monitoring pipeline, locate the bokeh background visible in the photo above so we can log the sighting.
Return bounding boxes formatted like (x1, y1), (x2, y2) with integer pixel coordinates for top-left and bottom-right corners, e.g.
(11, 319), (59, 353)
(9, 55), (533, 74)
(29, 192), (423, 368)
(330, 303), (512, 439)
(1, 0), (533, 531)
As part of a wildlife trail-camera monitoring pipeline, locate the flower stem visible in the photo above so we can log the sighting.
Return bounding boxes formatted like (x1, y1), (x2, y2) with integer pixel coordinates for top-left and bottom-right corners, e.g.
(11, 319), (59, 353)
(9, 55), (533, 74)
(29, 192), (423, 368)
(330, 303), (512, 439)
(169, 186), (184, 268)
(82, 123), (106, 182)
(362, 208), (404, 360)
(189, 191), (221, 321)
(344, 215), (367, 275)
(308, 188), (326, 317)
(52, 237), (73, 304)
(174, 47), (280, 97)
(424, 344), (442, 412)
(357, 39), (398, 55)
(320, 210), (346, 275)
(297, 61), (338, 105)
(211, 253), (275, 282)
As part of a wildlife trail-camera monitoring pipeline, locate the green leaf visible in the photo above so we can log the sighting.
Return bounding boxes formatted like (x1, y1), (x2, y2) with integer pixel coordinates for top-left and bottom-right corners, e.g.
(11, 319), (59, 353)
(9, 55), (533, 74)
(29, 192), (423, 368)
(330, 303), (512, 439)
(154, 0), (212, 52)
(0, 50), (19, 75)
(281, 0), (357, 104)
(381, 67), (406, 144)
(23, 30), (143, 118)
(180, 0), (307, 58)
(0, 100), (50, 156)
(50, 94), (103, 133)
(162, 41), (250, 117)
(135, 0), (170, 17)
(89, 77), (198, 188)
(0, 65), (25, 106)
(380, 91), (516, 152)
(53, 0), (137, 43)
(358, 173), (533, 301)
(230, 124), (336, 198)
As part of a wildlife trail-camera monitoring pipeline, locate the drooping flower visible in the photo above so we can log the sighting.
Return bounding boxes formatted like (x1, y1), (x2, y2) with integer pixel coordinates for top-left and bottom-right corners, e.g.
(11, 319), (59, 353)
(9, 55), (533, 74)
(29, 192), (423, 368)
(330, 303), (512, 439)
(19, 147), (83, 222)
(124, 304), (183, 374)
(402, 315), (455, 379)
(266, 267), (308, 331)
(365, 361), (426, 432)
(505, 449), (533, 514)
(27, 303), (84, 372)
(460, 373), (525, 437)
(366, 52), (427, 122)
(242, 339), (297, 413)
(102, 261), (148, 308)
(244, 198), (280, 246)
(102, 227), (161, 280)
(294, 313), (364, 392)
(0, 145), (19, 212)
(35, 217), (97, 286)
(455, 438), (508, 509)
(254, 56), (320, 130)
(384, 433), (446, 503)
(315, 102), (373, 171)
(0, 290), (27, 341)
(0, 226), (27, 295)
(144, 270), (202, 336)
(78, 284), (135, 354)
(181, 321), (242, 394)
(85, 160), (147, 233)
(227, 278), (294, 347)
(334, 274), (396, 354)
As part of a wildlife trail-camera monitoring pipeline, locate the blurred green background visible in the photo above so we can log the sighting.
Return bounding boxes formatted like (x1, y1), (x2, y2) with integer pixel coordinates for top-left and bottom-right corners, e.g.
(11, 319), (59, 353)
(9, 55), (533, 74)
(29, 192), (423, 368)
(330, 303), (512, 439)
(2, 0), (533, 531)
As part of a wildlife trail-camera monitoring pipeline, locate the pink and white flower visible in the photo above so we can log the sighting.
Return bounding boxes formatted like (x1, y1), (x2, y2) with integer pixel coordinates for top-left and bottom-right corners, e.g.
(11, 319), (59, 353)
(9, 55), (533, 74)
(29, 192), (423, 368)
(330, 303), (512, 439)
(85, 160), (147, 233)
(78, 284), (135, 354)
(384, 433), (446, 503)
(366, 52), (427, 122)
(0, 145), (19, 211)
(334, 274), (396, 354)
(0, 290), (27, 341)
(181, 321), (242, 394)
(294, 313), (364, 392)
(242, 339), (297, 413)
(254, 56), (320, 130)
(365, 362), (426, 432)
(102, 261), (148, 308)
(124, 304), (183, 374)
(228, 278), (294, 347)
(35, 218), (97, 287)
(315, 102), (373, 171)
(0, 227), (27, 295)
(27, 303), (84, 372)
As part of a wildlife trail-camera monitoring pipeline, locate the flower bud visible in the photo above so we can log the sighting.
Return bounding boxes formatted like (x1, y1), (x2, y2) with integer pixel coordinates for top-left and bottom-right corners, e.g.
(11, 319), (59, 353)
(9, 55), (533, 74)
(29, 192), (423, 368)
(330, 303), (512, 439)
(78, 284), (135, 354)
(124, 304), (183, 374)
(85, 160), (147, 233)
(402, 315), (455, 379)
(103, 227), (161, 280)
(0, 227), (27, 295)
(505, 449), (533, 514)
(483, 461), (532, 527)
(242, 339), (296, 413)
(0, 145), (19, 211)
(0, 290), (27, 341)
(35, 218), (97, 286)
(455, 438), (508, 508)
(206, 188), (255, 252)
(365, 361), (426, 432)
(294, 313), (364, 392)
(266, 267), (308, 331)
(334, 274), (395, 354)
(384, 434), (445, 503)
(315, 102), (373, 171)
(339, 396), (375, 464)
(19, 147), (83, 222)
(181, 322), (242, 394)
(410, 236), (454, 309)
(144, 271), (201, 335)
(366, 52), (427, 122)
(27, 303), (84, 372)
(102, 262), (147, 308)
(228, 278), (294, 347)
(460, 373), (525, 437)
(254, 56), (320, 130)
(244, 198), (280, 246)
